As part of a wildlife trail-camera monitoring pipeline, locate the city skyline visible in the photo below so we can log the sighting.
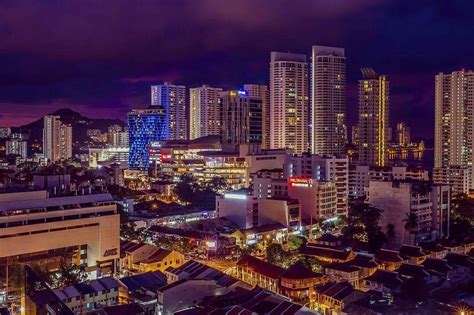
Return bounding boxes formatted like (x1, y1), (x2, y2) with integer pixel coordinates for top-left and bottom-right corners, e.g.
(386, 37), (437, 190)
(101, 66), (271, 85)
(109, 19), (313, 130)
(0, 1), (473, 140)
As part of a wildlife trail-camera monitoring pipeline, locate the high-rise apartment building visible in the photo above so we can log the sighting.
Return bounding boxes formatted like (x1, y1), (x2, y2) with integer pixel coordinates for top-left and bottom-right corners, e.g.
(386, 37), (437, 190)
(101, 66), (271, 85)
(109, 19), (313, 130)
(311, 46), (347, 155)
(358, 68), (390, 166)
(270, 52), (309, 154)
(151, 83), (187, 140)
(244, 84), (270, 149)
(435, 70), (474, 188)
(189, 85), (222, 140)
(43, 115), (72, 162)
(396, 122), (410, 146)
(220, 90), (262, 144)
(128, 105), (168, 169)
(6, 138), (27, 159)
(351, 125), (359, 146)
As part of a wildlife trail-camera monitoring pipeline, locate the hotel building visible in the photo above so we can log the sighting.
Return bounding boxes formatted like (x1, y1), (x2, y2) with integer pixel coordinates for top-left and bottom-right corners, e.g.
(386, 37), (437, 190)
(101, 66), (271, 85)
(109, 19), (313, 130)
(358, 68), (390, 166)
(270, 52), (309, 154)
(189, 85), (222, 140)
(311, 45), (347, 155)
(285, 153), (349, 216)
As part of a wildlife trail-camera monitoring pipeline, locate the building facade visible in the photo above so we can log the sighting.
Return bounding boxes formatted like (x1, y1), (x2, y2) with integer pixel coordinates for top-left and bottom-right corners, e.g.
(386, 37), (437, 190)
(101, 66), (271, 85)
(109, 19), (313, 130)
(358, 68), (390, 166)
(220, 90), (262, 145)
(270, 52), (309, 154)
(189, 85), (223, 140)
(244, 84), (270, 149)
(433, 165), (470, 196)
(285, 153), (348, 216)
(0, 191), (120, 274)
(127, 106), (168, 169)
(43, 115), (72, 162)
(435, 70), (474, 188)
(151, 83), (187, 140)
(311, 45), (347, 155)
(396, 122), (411, 146)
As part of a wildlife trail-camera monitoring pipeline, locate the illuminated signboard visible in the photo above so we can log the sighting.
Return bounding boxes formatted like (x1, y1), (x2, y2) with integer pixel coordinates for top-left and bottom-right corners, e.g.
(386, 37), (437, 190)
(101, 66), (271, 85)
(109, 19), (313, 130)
(206, 241), (217, 251)
(224, 193), (247, 200)
(289, 177), (313, 188)
(238, 90), (247, 96)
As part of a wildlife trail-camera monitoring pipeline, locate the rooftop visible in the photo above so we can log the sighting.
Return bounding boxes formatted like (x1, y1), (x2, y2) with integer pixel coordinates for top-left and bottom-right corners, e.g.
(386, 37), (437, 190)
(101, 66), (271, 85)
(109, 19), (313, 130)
(236, 255), (284, 279)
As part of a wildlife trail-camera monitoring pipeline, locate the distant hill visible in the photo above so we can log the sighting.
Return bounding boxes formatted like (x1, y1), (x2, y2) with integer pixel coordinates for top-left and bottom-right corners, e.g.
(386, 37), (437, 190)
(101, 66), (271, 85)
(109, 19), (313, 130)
(12, 108), (126, 145)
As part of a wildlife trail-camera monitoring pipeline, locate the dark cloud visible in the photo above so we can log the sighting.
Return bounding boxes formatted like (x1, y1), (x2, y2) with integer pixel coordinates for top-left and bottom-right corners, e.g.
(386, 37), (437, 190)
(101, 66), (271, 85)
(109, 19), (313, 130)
(0, 0), (473, 138)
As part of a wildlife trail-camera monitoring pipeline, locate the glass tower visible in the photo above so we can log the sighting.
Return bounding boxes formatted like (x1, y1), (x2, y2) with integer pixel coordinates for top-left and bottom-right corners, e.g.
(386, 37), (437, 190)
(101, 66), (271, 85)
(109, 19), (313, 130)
(128, 105), (168, 169)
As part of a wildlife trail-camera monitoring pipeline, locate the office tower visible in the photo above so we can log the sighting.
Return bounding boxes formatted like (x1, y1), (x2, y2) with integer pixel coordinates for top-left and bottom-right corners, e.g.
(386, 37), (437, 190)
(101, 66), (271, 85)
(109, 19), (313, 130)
(358, 68), (390, 166)
(43, 115), (72, 162)
(311, 46), (347, 155)
(189, 85), (223, 140)
(396, 122), (411, 146)
(128, 105), (168, 169)
(220, 90), (262, 144)
(351, 125), (360, 146)
(151, 82), (187, 140)
(270, 52), (309, 154)
(244, 84), (270, 149)
(435, 70), (474, 188)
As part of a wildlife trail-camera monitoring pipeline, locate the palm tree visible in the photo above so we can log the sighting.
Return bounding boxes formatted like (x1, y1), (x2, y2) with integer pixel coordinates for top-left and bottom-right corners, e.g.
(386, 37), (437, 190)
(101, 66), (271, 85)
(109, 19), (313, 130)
(402, 213), (417, 245)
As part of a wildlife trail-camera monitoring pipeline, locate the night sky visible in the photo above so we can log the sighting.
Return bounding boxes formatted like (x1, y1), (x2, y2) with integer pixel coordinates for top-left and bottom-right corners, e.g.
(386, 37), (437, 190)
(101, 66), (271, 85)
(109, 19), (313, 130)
(0, 0), (473, 139)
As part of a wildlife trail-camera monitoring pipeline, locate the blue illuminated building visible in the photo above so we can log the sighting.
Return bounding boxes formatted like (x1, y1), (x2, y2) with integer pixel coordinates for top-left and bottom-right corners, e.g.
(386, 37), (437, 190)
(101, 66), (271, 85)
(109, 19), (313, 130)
(128, 105), (168, 169)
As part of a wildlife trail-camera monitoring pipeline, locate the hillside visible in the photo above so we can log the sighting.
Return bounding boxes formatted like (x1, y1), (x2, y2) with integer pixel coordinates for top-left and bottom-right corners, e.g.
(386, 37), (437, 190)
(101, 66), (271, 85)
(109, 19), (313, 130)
(12, 108), (126, 144)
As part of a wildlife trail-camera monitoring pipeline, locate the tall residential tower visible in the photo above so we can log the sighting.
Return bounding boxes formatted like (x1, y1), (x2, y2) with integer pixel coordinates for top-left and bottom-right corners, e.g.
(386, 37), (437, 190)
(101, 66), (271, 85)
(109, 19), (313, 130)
(358, 68), (390, 166)
(270, 52), (309, 154)
(43, 115), (72, 162)
(311, 45), (347, 155)
(435, 70), (474, 188)
(189, 85), (222, 140)
(151, 83), (187, 140)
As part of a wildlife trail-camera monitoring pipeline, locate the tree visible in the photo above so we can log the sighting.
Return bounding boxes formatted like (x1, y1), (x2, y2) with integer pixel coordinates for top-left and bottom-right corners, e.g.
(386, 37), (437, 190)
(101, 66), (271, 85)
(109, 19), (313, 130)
(174, 174), (198, 204)
(343, 201), (386, 252)
(53, 262), (87, 288)
(266, 243), (287, 266)
(206, 176), (229, 194)
(288, 236), (307, 251)
(121, 221), (151, 242)
(386, 223), (396, 248)
(402, 212), (417, 245)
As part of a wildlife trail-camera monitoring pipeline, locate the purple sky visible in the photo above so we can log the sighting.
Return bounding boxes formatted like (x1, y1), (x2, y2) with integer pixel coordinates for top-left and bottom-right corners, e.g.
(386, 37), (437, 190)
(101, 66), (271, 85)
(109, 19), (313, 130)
(0, 0), (473, 139)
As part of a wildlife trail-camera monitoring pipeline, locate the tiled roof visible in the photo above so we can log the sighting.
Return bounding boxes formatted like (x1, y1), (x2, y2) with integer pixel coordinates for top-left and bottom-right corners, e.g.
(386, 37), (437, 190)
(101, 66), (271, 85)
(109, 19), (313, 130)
(139, 248), (173, 264)
(397, 263), (429, 279)
(236, 255), (284, 279)
(422, 258), (453, 275)
(280, 262), (323, 280)
(399, 245), (426, 258)
(302, 244), (352, 261)
(119, 270), (167, 292)
(325, 262), (360, 273)
(100, 303), (145, 315)
(315, 281), (355, 301)
(375, 249), (405, 263)
(364, 269), (402, 290)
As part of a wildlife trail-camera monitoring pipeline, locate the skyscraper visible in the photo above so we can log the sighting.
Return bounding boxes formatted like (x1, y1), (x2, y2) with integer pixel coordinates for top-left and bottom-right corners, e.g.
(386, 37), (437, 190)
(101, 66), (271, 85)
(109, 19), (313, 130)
(435, 70), (474, 188)
(127, 105), (168, 169)
(358, 68), (390, 166)
(396, 122), (411, 146)
(189, 85), (222, 140)
(43, 115), (72, 162)
(270, 52), (309, 154)
(243, 84), (270, 149)
(151, 83), (187, 140)
(311, 45), (347, 155)
(220, 90), (262, 144)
